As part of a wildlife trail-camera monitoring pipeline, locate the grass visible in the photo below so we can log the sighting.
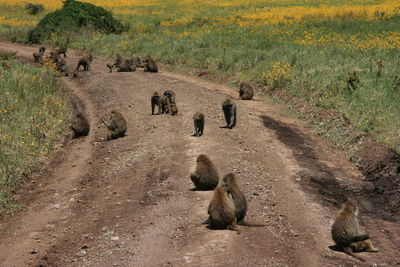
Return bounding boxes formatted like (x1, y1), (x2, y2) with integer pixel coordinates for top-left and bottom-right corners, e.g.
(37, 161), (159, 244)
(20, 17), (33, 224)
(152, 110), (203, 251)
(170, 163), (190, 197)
(0, 58), (69, 215)
(0, 0), (399, 154)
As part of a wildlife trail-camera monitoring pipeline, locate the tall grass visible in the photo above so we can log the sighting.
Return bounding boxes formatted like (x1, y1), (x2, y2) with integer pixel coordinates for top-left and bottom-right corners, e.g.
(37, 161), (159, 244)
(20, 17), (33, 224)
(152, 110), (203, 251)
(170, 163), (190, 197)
(0, 59), (69, 214)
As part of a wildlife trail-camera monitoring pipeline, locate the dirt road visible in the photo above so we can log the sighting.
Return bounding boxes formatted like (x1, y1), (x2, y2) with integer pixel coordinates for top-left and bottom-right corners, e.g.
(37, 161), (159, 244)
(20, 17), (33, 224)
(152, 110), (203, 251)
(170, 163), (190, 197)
(0, 42), (399, 267)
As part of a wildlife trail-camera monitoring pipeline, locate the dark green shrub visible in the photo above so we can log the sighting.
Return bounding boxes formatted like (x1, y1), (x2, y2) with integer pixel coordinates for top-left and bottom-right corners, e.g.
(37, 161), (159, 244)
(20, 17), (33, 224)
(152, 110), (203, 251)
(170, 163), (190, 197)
(25, 3), (45, 15)
(28, 0), (125, 44)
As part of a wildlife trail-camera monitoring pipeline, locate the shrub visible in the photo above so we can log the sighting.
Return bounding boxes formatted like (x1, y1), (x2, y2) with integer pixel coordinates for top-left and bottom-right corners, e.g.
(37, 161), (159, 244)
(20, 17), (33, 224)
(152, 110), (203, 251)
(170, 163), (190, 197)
(28, 0), (125, 44)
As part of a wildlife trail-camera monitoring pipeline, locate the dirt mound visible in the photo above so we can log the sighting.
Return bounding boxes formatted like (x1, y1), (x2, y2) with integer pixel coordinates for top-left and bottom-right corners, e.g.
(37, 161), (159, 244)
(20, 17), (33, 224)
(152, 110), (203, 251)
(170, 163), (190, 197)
(358, 139), (400, 215)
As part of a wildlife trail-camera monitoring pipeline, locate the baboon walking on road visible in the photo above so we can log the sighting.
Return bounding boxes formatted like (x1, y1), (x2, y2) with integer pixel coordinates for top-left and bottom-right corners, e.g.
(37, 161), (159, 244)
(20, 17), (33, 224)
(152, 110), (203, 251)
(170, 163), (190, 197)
(222, 98), (237, 129)
(193, 112), (205, 137)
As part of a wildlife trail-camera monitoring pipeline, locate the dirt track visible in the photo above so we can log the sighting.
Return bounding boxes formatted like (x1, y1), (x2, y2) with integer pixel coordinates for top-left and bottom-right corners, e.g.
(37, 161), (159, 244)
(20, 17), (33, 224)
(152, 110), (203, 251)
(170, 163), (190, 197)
(0, 42), (399, 267)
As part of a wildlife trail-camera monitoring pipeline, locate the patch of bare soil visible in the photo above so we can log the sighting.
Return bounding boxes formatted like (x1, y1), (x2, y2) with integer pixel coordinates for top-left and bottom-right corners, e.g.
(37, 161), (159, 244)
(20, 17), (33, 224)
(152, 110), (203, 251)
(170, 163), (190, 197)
(0, 41), (399, 267)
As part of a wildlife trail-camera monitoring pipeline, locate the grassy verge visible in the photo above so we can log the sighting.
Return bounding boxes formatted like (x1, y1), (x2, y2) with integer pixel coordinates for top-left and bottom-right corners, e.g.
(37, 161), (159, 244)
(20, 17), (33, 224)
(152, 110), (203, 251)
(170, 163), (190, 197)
(0, 0), (399, 152)
(0, 58), (69, 215)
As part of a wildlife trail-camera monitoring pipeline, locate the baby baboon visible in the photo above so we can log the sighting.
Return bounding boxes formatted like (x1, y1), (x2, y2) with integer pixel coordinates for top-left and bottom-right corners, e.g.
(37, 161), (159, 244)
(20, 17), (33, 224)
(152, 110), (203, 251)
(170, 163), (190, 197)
(331, 200), (379, 262)
(132, 56), (142, 68)
(106, 63), (114, 73)
(117, 58), (136, 72)
(221, 173), (247, 222)
(347, 71), (360, 91)
(190, 154), (219, 190)
(144, 56), (158, 73)
(72, 69), (79, 78)
(76, 54), (93, 71)
(101, 110), (127, 140)
(33, 46), (45, 63)
(157, 95), (171, 115)
(71, 113), (89, 138)
(49, 51), (59, 63)
(203, 186), (240, 234)
(163, 90), (176, 104)
(56, 47), (67, 58)
(222, 98), (237, 129)
(170, 103), (178, 115)
(238, 81), (254, 100)
(151, 91), (160, 115)
(193, 112), (205, 137)
(113, 54), (123, 67)
(56, 59), (69, 76)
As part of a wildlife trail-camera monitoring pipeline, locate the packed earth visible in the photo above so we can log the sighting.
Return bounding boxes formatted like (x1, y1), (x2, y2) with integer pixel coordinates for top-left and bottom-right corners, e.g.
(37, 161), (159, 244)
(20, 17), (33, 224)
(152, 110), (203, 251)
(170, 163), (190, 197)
(0, 42), (399, 267)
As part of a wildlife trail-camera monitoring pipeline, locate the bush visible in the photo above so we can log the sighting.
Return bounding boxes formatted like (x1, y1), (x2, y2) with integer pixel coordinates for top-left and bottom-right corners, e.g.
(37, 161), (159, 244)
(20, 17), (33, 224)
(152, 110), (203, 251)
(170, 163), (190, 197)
(28, 0), (125, 44)
(25, 3), (45, 15)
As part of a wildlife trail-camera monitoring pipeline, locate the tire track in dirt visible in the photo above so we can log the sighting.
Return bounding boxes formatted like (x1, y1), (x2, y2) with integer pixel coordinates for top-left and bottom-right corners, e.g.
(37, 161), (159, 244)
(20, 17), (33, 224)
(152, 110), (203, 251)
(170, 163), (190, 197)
(0, 41), (399, 266)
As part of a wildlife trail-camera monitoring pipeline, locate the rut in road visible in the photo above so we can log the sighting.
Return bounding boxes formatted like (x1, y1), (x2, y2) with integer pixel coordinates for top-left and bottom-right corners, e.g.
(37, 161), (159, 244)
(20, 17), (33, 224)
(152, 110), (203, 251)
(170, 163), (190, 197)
(0, 42), (398, 267)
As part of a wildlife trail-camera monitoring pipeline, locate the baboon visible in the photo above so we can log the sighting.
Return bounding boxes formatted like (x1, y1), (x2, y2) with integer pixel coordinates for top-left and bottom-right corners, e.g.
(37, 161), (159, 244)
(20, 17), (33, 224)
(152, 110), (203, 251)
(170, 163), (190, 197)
(163, 90), (176, 104)
(193, 112), (204, 137)
(331, 200), (379, 262)
(106, 63), (114, 73)
(101, 110), (127, 140)
(56, 47), (67, 58)
(238, 81), (254, 100)
(170, 103), (178, 115)
(347, 71), (360, 91)
(132, 56), (142, 68)
(113, 54), (123, 67)
(56, 59), (69, 76)
(151, 91), (160, 115)
(76, 54), (93, 71)
(71, 113), (89, 138)
(48, 51), (59, 63)
(117, 58), (136, 72)
(144, 56), (158, 73)
(157, 95), (171, 115)
(222, 98), (237, 129)
(190, 154), (219, 190)
(221, 173), (247, 222)
(33, 46), (45, 63)
(377, 60), (384, 78)
(203, 186), (240, 234)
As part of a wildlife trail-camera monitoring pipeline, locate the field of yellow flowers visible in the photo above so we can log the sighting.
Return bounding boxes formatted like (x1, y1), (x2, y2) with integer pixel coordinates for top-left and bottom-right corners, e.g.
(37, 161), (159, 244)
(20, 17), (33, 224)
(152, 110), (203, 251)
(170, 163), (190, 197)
(0, 0), (399, 150)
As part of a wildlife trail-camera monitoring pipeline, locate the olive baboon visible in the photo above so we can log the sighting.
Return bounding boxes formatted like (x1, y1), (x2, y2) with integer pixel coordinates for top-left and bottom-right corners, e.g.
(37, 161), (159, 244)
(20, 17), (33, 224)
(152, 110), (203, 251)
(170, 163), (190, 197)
(222, 98), (237, 129)
(71, 113), (89, 138)
(190, 154), (219, 190)
(132, 56), (142, 68)
(117, 58), (136, 72)
(144, 56), (158, 73)
(347, 71), (360, 91)
(101, 110), (127, 140)
(48, 51), (59, 63)
(238, 81), (254, 100)
(203, 186), (240, 234)
(33, 46), (45, 63)
(157, 95), (171, 115)
(221, 173), (247, 222)
(170, 103), (178, 115)
(56, 59), (69, 76)
(163, 90), (176, 104)
(56, 47), (67, 58)
(76, 54), (93, 71)
(193, 112), (204, 137)
(331, 200), (379, 262)
(106, 63), (114, 73)
(151, 91), (160, 115)
(72, 69), (79, 78)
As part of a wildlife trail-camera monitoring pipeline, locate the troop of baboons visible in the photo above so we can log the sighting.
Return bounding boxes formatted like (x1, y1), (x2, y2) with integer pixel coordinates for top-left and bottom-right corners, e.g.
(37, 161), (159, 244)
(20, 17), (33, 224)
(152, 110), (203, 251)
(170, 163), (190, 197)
(29, 46), (379, 263)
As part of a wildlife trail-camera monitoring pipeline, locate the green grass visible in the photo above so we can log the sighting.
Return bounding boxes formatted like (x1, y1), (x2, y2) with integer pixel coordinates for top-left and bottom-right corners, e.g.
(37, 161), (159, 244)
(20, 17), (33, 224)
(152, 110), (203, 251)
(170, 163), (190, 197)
(0, 59), (69, 215)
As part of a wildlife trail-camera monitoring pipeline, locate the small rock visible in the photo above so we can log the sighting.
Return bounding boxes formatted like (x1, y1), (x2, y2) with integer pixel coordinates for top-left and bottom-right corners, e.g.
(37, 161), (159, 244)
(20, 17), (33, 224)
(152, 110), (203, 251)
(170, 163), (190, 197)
(31, 249), (38, 254)
(77, 250), (86, 257)
(111, 236), (120, 241)
(81, 244), (89, 250)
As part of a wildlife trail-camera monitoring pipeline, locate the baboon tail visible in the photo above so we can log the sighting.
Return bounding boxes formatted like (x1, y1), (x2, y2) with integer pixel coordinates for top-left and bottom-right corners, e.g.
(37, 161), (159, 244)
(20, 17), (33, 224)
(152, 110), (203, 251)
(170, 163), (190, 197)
(343, 246), (366, 262)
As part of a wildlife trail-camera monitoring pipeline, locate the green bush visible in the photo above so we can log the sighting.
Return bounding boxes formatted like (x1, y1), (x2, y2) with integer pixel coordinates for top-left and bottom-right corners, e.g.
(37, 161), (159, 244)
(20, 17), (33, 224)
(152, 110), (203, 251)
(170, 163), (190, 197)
(27, 0), (125, 44)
